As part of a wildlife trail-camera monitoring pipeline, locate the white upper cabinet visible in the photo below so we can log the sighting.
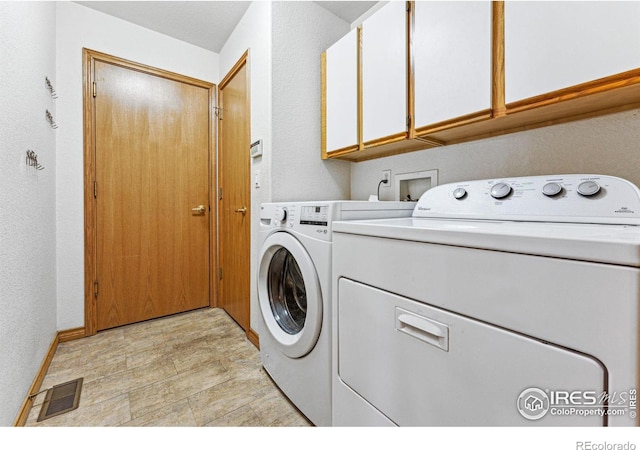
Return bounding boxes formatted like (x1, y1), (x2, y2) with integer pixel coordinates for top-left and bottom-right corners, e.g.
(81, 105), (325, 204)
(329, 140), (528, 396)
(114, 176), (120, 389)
(323, 1), (640, 162)
(505, 1), (640, 104)
(414, 1), (492, 128)
(361, 1), (407, 144)
(324, 28), (359, 153)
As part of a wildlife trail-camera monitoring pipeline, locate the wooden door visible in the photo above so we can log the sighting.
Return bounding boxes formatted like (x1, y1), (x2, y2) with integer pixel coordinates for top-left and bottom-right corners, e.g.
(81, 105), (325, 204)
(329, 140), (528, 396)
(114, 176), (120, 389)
(218, 53), (251, 330)
(90, 55), (212, 331)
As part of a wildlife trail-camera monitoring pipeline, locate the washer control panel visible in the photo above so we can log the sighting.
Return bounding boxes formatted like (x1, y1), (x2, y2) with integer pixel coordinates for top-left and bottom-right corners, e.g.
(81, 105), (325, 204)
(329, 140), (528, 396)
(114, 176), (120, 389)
(414, 174), (640, 225)
(260, 203), (333, 241)
(300, 205), (330, 226)
(270, 205), (330, 227)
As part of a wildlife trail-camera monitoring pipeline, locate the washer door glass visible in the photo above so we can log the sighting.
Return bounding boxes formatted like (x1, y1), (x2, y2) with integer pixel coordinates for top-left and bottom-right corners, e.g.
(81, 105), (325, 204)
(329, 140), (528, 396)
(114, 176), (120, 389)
(268, 247), (307, 334)
(258, 232), (323, 358)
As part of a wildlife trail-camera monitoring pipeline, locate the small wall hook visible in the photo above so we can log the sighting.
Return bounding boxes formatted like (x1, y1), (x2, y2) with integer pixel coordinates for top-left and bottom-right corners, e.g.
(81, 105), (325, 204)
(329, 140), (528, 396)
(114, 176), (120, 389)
(45, 77), (58, 99)
(26, 150), (44, 171)
(45, 109), (58, 129)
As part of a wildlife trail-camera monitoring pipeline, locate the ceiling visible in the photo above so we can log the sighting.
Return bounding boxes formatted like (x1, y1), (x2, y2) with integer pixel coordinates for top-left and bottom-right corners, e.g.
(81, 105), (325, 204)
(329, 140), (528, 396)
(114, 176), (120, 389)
(75, 1), (377, 53)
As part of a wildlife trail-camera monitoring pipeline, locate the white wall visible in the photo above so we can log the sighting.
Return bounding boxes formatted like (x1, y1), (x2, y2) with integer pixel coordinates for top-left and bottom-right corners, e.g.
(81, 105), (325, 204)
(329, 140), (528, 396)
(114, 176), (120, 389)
(219, 1), (272, 333)
(270, 1), (351, 202)
(220, 0), (272, 204)
(352, 109), (640, 201)
(221, 1), (352, 334)
(55, 2), (219, 330)
(0, 1), (57, 426)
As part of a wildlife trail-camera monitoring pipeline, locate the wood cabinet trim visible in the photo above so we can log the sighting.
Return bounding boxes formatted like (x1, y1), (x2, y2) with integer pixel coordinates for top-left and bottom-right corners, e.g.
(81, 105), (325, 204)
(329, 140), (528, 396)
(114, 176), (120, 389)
(338, 138), (442, 163)
(492, 1), (506, 117)
(427, 84), (640, 145)
(323, 144), (361, 160)
(321, 51), (328, 159)
(415, 109), (493, 136)
(506, 68), (640, 114)
(363, 131), (409, 149)
(407, 1), (416, 138)
(357, 26), (363, 151)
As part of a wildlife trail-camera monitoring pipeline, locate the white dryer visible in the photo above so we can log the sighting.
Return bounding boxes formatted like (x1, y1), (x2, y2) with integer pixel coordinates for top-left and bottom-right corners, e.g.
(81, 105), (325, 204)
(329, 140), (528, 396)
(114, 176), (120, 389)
(332, 175), (640, 426)
(257, 201), (414, 426)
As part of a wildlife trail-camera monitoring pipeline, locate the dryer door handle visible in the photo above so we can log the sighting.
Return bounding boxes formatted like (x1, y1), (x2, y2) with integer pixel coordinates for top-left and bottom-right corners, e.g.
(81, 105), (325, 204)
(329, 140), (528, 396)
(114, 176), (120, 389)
(396, 308), (449, 352)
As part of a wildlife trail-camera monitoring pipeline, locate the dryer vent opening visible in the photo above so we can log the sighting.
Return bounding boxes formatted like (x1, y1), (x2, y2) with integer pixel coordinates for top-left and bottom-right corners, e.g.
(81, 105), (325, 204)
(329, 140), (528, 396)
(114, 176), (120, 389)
(37, 378), (83, 422)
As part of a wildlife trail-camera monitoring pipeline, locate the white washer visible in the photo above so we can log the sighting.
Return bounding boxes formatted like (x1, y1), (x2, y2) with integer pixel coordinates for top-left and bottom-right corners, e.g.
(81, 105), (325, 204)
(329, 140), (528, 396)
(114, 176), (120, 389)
(332, 175), (640, 426)
(257, 201), (414, 426)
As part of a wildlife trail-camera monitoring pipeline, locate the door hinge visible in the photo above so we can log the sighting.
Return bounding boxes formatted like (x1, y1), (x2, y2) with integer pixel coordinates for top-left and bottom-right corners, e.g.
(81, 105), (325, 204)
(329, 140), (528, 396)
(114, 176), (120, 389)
(93, 281), (99, 298)
(407, 114), (412, 130)
(219, 268), (223, 280)
(92, 82), (97, 98)
(219, 187), (223, 200)
(94, 181), (97, 198)
(214, 106), (222, 120)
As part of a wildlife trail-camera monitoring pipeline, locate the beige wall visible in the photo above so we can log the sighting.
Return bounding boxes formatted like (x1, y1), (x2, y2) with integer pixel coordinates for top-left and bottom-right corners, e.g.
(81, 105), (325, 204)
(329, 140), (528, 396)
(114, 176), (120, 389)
(351, 108), (640, 200)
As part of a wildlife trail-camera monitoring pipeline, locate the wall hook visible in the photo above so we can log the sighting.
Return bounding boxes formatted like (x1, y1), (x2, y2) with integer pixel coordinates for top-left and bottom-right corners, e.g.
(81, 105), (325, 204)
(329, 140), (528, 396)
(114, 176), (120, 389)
(45, 109), (58, 129)
(45, 77), (58, 99)
(26, 150), (44, 171)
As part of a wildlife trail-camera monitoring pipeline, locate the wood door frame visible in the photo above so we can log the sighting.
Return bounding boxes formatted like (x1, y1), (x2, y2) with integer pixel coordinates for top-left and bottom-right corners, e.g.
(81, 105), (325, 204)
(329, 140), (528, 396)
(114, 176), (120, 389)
(82, 48), (217, 336)
(217, 50), (256, 345)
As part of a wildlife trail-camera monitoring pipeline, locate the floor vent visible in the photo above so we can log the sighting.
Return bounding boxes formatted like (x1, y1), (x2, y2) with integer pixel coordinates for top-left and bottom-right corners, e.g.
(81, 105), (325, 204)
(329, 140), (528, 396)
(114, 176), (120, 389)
(37, 378), (83, 422)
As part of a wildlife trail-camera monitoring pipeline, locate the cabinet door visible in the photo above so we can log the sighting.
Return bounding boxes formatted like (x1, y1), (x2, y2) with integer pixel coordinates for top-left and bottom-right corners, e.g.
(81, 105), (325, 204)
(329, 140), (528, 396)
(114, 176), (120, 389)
(362, 1), (407, 145)
(324, 28), (359, 154)
(413, 1), (492, 129)
(505, 1), (640, 104)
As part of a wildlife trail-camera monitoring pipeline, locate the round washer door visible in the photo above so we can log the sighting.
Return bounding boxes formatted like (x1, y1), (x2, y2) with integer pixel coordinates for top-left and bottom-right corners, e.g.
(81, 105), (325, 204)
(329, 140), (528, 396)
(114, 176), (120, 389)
(258, 232), (322, 358)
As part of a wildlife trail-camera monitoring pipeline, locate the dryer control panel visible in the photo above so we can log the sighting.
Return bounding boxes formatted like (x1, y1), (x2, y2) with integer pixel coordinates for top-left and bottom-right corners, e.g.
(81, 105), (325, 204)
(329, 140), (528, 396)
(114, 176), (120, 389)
(414, 174), (640, 225)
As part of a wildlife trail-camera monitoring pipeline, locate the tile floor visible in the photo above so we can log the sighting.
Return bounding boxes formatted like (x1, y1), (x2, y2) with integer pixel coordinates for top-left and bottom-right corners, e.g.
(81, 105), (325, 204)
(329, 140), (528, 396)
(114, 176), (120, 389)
(25, 308), (312, 427)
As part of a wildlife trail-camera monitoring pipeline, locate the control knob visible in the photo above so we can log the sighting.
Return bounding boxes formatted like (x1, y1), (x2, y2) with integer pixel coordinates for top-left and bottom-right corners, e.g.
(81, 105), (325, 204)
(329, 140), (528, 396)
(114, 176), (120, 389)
(577, 181), (601, 197)
(453, 188), (467, 200)
(542, 182), (563, 197)
(275, 207), (288, 223)
(490, 182), (512, 199)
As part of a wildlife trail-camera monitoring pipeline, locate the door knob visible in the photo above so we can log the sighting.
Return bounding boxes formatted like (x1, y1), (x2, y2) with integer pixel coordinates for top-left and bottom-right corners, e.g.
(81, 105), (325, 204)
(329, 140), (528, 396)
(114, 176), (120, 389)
(235, 206), (247, 214)
(191, 205), (206, 215)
